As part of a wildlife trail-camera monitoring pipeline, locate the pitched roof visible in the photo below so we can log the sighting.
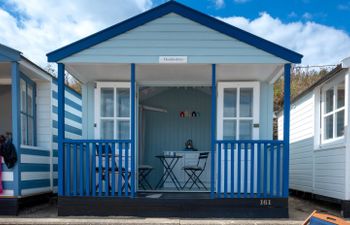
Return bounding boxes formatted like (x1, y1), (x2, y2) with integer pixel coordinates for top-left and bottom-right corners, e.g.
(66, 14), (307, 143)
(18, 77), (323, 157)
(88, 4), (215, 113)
(0, 43), (21, 61)
(47, 1), (303, 63)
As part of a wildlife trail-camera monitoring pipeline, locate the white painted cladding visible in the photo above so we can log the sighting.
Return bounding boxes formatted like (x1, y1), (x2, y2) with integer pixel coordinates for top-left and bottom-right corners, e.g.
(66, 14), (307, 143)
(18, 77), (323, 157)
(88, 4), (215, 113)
(278, 71), (349, 201)
(62, 13), (286, 64)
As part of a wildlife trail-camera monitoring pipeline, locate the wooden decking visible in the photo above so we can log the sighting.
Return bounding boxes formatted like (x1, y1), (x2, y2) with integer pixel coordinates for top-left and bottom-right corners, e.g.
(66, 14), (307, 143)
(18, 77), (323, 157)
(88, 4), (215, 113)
(58, 192), (289, 218)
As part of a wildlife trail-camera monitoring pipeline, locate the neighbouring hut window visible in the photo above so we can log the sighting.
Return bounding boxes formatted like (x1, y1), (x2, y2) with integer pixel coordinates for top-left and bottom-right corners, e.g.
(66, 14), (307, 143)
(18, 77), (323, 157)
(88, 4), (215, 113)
(20, 77), (36, 146)
(321, 79), (345, 143)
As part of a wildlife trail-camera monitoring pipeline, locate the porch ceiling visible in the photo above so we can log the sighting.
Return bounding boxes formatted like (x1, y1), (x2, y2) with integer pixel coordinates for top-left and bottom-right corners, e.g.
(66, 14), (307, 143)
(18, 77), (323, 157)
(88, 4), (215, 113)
(66, 63), (283, 84)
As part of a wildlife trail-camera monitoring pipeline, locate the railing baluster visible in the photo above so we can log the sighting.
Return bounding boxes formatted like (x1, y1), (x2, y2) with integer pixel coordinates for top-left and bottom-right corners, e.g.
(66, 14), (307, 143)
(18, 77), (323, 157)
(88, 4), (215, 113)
(224, 143), (228, 198)
(73, 143), (77, 196)
(111, 142), (116, 196)
(66, 143), (70, 196)
(257, 143), (261, 198)
(80, 143), (84, 196)
(263, 143), (268, 198)
(118, 143), (123, 196)
(230, 142), (234, 198)
(217, 142), (221, 198)
(98, 143), (103, 196)
(244, 143), (248, 198)
(250, 143), (254, 198)
(85, 143), (90, 196)
(270, 143), (275, 197)
(105, 143), (109, 196)
(92, 143), (96, 197)
(237, 143), (241, 198)
(276, 143), (281, 197)
(125, 142), (129, 196)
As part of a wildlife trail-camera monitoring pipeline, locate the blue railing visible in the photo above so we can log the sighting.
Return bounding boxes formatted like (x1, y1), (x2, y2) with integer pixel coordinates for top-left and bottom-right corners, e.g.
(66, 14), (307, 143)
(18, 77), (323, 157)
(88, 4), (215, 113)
(215, 140), (286, 198)
(62, 139), (133, 197)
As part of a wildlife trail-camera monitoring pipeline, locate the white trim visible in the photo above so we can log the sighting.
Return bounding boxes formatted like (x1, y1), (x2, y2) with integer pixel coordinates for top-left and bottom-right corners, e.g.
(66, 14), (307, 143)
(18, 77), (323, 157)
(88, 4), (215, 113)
(0, 78), (11, 85)
(19, 60), (51, 81)
(217, 81), (260, 140)
(138, 81), (211, 87)
(345, 71), (350, 200)
(20, 145), (49, 151)
(94, 82), (131, 139)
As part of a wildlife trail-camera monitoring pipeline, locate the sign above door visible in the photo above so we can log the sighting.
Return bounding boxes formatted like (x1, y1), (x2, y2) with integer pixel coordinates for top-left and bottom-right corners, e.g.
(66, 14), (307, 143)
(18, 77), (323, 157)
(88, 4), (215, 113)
(159, 56), (188, 64)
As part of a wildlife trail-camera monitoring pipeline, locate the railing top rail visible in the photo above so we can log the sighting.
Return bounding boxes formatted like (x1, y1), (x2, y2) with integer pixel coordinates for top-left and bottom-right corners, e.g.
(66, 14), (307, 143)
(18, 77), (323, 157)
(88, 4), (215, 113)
(63, 139), (132, 143)
(215, 140), (284, 144)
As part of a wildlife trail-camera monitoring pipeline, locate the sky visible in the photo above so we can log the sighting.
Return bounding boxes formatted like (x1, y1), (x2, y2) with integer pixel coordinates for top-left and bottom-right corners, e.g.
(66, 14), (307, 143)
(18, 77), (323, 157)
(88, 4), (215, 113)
(0, 0), (349, 67)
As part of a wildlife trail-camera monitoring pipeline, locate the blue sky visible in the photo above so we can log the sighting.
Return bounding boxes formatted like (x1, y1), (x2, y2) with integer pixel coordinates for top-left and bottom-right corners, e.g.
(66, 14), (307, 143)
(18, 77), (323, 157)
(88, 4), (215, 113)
(0, 0), (349, 66)
(153, 0), (350, 33)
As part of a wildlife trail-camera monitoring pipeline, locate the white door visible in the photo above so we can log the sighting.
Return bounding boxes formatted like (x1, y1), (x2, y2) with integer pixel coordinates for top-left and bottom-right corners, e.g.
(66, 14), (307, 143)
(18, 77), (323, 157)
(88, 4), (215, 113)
(217, 82), (260, 194)
(95, 82), (131, 140)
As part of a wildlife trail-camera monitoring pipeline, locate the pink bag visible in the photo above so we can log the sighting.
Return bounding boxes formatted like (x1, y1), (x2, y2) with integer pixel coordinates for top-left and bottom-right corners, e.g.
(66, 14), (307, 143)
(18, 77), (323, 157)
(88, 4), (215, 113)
(0, 157), (3, 194)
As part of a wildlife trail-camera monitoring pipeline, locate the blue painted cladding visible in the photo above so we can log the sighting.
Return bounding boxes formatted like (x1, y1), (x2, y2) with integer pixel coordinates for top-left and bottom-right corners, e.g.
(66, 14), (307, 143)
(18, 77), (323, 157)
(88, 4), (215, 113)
(47, 1), (302, 63)
(51, 78), (83, 194)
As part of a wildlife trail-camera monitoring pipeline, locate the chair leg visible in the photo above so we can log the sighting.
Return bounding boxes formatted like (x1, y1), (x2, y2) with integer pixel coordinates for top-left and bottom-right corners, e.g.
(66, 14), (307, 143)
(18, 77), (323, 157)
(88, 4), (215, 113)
(184, 170), (201, 190)
(189, 170), (207, 190)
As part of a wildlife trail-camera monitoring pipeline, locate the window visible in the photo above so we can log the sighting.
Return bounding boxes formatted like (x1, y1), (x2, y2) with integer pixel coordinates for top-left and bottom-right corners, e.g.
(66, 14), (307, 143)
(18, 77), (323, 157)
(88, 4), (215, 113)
(321, 80), (345, 143)
(20, 77), (36, 146)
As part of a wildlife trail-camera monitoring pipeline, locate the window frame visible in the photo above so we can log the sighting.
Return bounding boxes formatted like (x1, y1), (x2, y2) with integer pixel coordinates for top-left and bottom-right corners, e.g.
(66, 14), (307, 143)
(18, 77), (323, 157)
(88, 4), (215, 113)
(20, 74), (37, 146)
(320, 77), (345, 145)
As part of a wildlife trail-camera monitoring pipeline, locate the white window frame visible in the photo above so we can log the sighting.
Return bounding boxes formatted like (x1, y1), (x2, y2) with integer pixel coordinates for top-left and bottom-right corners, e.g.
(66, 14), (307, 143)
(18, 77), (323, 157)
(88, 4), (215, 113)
(320, 76), (346, 145)
(94, 82), (131, 140)
(217, 81), (260, 140)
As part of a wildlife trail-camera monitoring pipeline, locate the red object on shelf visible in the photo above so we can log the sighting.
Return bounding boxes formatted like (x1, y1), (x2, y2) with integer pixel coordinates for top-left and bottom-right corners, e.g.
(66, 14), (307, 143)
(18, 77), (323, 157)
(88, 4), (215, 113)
(180, 111), (185, 118)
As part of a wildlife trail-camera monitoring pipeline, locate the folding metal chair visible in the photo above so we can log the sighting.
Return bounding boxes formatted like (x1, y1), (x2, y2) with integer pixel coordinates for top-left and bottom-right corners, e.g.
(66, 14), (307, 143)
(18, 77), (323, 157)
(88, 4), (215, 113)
(182, 152), (209, 190)
(138, 165), (153, 190)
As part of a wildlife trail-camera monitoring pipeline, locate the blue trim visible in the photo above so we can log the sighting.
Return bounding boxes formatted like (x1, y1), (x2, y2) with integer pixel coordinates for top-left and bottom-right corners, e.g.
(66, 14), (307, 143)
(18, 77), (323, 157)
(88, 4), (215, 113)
(21, 148), (50, 156)
(47, 1), (302, 63)
(283, 64), (291, 197)
(2, 181), (14, 190)
(210, 64), (216, 199)
(57, 63), (65, 196)
(21, 179), (50, 189)
(11, 61), (20, 196)
(21, 163), (50, 172)
(130, 63), (136, 197)
(0, 43), (21, 62)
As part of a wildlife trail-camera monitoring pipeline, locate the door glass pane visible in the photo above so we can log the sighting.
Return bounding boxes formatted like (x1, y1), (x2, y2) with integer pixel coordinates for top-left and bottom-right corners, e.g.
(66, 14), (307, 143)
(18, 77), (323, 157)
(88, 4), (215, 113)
(21, 114), (27, 145)
(116, 88), (130, 117)
(27, 85), (33, 116)
(336, 110), (344, 137)
(240, 88), (253, 117)
(224, 88), (237, 117)
(20, 79), (26, 112)
(239, 120), (253, 140)
(337, 82), (345, 109)
(325, 88), (334, 113)
(100, 119), (114, 139)
(117, 120), (130, 139)
(100, 88), (114, 117)
(223, 120), (236, 140)
(325, 115), (333, 140)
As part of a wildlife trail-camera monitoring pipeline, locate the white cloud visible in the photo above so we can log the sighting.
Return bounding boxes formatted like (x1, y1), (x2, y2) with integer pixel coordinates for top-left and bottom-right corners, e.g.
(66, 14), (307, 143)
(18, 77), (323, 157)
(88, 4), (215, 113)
(214, 0), (225, 9)
(218, 12), (350, 65)
(0, 0), (152, 66)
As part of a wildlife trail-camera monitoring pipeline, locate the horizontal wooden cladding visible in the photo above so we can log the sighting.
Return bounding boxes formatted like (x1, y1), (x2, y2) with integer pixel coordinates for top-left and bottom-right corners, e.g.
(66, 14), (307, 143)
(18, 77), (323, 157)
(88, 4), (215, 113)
(58, 196), (288, 218)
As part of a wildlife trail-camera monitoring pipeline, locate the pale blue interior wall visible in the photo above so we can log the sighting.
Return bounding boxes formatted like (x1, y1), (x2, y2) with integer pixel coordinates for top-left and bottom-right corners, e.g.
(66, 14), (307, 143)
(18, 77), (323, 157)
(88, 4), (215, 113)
(141, 88), (211, 186)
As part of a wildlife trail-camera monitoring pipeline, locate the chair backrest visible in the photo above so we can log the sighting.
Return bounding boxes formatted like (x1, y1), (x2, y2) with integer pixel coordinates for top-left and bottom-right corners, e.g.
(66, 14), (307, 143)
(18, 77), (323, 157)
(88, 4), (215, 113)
(197, 152), (209, 170)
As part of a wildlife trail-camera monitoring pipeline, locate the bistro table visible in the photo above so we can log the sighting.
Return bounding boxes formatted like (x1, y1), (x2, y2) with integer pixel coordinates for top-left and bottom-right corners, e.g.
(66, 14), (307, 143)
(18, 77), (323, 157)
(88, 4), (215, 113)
(155, 154), (183, 190)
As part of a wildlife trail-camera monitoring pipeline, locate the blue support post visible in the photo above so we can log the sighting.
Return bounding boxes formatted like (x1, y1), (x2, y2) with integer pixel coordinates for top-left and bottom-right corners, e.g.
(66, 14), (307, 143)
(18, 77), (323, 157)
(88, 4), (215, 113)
(130, 63), (136, 197)
(210, 64), (216, 199)
(11, 61), (20, 196)
(57, 63), (65, 196)
(283, 64), (291, 197)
